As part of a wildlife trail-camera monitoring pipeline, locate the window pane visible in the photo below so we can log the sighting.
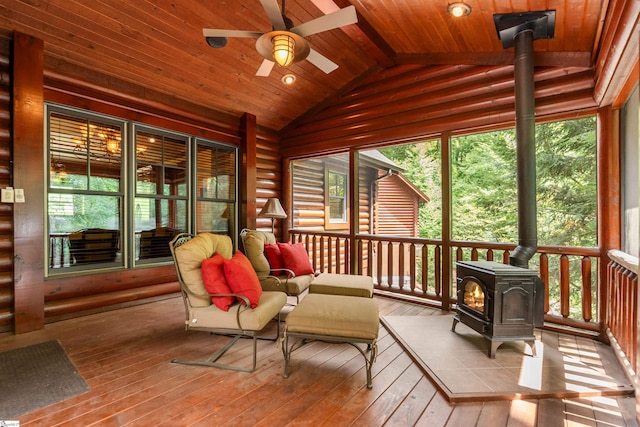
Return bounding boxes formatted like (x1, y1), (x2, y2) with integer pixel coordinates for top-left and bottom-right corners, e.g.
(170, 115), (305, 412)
(136, 131), (187, 196)
(134, 198), (187, 260)
(196, 142), (237, 237)
(197, 201), (234, 234)
(164, 138), (187, 196)
(197, 145), (236, 199)
(48, 194), (122, 269)
(49, 113), (122, 192)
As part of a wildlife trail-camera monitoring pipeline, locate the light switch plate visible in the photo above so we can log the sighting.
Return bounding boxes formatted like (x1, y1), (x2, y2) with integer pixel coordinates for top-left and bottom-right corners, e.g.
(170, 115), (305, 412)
(1, 188), (14, 203)
(14, 188), (25, 203)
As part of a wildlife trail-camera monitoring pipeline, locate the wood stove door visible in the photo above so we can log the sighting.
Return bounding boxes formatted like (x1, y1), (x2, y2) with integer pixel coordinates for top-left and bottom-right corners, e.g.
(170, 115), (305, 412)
(495, 282), (534, 325)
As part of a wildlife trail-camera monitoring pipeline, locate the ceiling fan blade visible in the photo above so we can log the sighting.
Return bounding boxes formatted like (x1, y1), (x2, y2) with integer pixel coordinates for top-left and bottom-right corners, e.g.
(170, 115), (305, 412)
(203, 29), (262, 38)
(291, 5), (357, 37)
(260, 0), (287, 30)
(306, 49), (339, 74)
(256, 59), (275, 77)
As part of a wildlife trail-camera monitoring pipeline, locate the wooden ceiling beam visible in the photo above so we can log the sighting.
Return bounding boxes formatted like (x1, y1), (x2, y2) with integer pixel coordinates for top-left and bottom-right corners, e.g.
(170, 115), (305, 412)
(311, 0), (396, 68)
(396, 51), (593, 68)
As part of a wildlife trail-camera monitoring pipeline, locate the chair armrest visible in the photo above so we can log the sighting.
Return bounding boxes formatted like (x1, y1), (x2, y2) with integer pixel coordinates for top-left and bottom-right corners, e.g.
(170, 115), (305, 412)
(268, 267), (296, 278)
(180, 286), (250, 308)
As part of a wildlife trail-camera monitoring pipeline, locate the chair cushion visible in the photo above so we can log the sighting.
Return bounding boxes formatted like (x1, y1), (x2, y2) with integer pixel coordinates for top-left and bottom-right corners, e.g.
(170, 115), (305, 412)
(278, 242), (314, 276)
(201, 253), (235, 311)
(242, 230), (276, 276)
(224, 251), (263, 308)
(174, 233), (233, 307)
(190, 291), (287, 331)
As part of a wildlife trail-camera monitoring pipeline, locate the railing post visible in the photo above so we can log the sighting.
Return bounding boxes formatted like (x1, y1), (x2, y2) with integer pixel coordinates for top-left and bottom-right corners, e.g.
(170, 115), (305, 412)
(441, 132), (452, 311)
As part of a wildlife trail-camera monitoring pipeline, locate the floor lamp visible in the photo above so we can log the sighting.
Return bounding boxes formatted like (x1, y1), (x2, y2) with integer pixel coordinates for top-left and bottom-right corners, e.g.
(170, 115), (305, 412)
(258, 198), (287, 233)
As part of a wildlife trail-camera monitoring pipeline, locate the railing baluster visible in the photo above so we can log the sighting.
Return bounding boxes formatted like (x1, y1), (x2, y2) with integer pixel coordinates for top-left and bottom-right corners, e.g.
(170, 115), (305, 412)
(560, 254), (570, 318)
(434, 245), (441, 297)
(398, 242), (405, 290)
(335, 237), (342, 273)
(581, 256), (592, 322)
(486, 249), (494, 261)
(376, 240), (383, 287)
(540, 254), (549, 314)
(409, 243), (416, 292)
(471, 247), (478, 261)
(344, 238), (349, 274)
(387, 241), (394, 287)
(422, 244), (428, 295)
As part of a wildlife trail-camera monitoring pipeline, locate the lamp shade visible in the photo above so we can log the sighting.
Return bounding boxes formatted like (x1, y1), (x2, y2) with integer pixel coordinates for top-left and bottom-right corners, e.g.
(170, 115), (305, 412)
(258, 198), (287, 219)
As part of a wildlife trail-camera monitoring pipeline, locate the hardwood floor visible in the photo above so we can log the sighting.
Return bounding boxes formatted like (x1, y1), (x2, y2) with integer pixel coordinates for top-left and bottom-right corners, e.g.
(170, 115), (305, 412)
(0, 295), (637, 426)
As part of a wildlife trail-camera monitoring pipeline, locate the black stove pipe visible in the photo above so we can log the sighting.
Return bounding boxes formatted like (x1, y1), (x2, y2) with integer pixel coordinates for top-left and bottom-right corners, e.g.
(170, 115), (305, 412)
(509, 29), (537, 268)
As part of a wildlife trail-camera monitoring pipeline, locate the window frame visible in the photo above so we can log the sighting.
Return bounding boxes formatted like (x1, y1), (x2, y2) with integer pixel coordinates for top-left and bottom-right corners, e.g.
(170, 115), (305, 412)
(325, 167), (349, 230)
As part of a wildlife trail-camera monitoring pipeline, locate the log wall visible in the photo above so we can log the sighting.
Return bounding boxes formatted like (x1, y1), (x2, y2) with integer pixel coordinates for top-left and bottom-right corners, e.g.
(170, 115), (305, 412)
(375, 175), (420, 236)
(279, 65), (598, 157)
(0, 39), (13, 332)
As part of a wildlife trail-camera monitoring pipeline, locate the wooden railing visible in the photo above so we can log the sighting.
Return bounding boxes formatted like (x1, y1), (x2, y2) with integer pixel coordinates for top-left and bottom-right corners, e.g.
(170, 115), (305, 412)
(290, 230), (602, 334)
(605, 250), (639, 371)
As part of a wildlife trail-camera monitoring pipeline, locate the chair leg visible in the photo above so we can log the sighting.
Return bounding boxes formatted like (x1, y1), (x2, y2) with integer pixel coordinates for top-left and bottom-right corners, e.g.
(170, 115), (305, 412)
(171, 315), (281, 373)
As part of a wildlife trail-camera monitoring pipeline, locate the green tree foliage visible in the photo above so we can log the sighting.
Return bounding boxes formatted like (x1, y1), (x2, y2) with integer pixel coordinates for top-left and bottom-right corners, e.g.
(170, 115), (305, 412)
(380, 117), (597, 248)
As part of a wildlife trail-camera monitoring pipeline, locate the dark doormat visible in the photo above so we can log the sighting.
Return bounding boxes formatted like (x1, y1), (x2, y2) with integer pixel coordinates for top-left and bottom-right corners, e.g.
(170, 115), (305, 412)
(0, 340), (90, 419)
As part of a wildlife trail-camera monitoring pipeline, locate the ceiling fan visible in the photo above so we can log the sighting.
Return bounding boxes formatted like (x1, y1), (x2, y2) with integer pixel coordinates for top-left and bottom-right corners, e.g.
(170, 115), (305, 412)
(203, 0), (358, 77)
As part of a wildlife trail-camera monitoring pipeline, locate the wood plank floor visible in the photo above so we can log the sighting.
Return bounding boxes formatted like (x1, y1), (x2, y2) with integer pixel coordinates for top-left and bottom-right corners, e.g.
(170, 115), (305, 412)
(0, 295), (637, 426)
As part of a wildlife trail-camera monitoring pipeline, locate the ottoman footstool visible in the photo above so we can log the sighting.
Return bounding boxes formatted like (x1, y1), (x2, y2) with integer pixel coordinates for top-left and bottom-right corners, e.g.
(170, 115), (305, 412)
(309, 272), (374, 298)
(282, 293), (380, 388)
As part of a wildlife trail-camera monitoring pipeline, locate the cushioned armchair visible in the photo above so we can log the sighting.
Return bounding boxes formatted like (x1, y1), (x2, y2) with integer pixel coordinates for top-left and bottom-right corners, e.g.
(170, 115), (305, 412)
(240, 229), (314, 301)
(169, 232), (287, 372)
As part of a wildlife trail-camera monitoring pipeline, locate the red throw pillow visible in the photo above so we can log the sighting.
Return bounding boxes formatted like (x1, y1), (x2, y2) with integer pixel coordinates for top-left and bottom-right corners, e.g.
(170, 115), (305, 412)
(223, 251), (263, 308)
(278, 242), (314, 277)
(264, 243), (285, 274)
(201, 253), (235, 311)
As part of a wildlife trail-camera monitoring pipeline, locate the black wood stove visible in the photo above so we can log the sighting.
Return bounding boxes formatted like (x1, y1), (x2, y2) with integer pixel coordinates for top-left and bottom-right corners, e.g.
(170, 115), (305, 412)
(452, 261), (544, 358)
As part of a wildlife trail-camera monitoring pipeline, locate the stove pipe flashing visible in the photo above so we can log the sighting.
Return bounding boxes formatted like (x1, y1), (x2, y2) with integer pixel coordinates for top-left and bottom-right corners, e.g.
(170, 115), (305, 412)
(493, 11), (555, 268)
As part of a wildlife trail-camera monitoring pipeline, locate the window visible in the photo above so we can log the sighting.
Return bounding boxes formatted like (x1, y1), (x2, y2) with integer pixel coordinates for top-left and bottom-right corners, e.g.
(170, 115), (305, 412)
(134, 126), (188, 263)
(195, 140), (237, 234)
(48, 107), (124, 271)
(327, 170), (347, 223)
(46, 104), (238, 275)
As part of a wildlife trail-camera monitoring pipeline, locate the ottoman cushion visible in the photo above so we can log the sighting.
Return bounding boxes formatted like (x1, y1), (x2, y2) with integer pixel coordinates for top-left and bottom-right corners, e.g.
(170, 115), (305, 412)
(310, 273), (374, 298)
(286, 294), (379, 340)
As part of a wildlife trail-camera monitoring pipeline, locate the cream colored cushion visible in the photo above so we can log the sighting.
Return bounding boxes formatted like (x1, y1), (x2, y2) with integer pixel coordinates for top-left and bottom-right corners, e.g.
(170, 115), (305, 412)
(189, 291), (286, 331)
(286, 294), (379, 340)
(260, 274), (314, 295)
(242, 230), (276, 276)
(310, 273), (374, 298)
(174, 233), (233, 307)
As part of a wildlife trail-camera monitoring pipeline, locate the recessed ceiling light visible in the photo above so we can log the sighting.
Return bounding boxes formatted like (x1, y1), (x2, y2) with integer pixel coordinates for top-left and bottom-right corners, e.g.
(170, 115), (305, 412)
(281, 74), (296, 85)
(448, 2), (471, 17)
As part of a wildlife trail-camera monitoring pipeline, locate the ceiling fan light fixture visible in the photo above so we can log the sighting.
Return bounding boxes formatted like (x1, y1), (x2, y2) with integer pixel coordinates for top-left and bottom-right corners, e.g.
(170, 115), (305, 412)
(272, 33), (295, 67)
(448, 2), (471, 17)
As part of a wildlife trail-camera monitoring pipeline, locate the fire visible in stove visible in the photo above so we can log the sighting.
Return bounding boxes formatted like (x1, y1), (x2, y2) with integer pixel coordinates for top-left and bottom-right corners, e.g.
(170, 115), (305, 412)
(463, 281), (485, 312)
(452, 261), (544, 358)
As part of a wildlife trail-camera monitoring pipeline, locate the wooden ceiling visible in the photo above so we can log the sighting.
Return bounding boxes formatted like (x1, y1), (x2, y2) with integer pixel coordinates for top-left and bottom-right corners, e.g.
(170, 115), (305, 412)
(0, 1), (608, 132)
